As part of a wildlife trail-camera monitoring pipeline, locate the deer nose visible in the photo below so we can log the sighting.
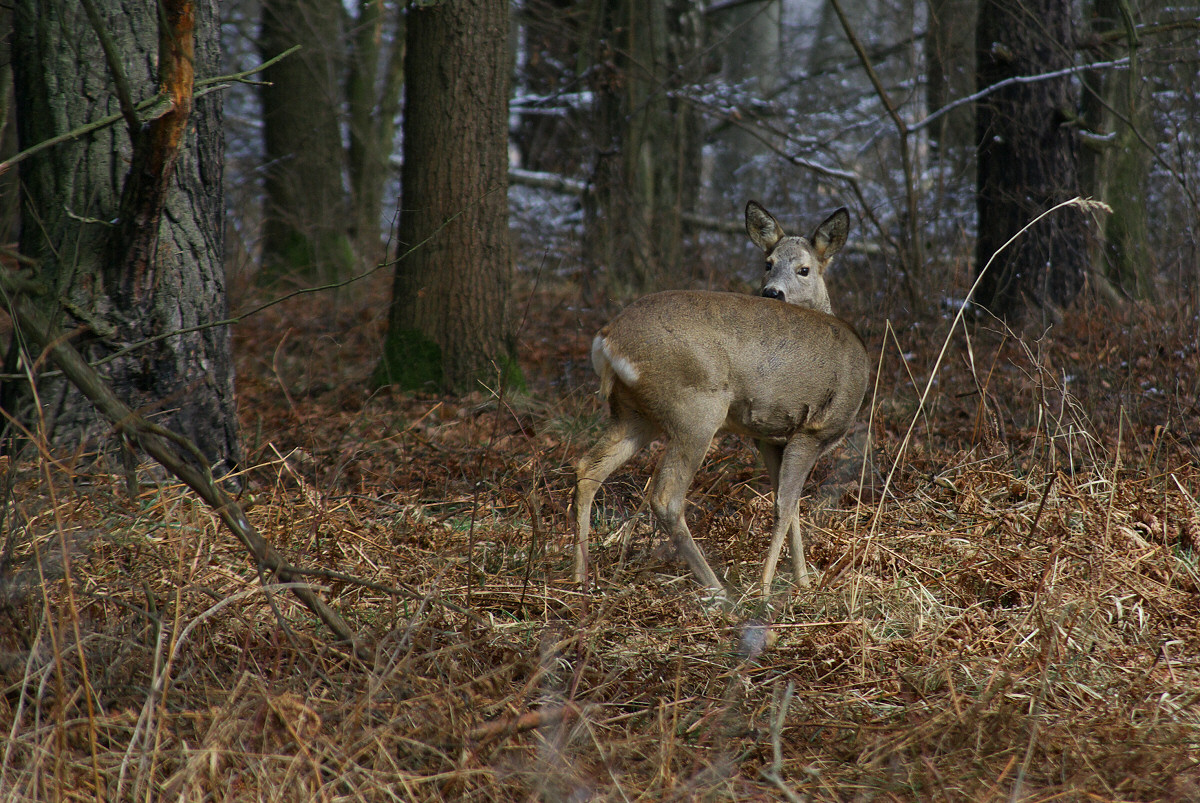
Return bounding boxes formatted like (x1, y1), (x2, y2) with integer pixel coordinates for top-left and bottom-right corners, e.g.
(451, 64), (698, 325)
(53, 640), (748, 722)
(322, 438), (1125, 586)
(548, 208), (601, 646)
(761, 287), (785, 302)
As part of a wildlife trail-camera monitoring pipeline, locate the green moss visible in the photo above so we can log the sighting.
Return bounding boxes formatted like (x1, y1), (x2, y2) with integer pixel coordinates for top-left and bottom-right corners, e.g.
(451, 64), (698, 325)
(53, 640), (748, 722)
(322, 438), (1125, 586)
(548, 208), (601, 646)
(372, 331), (526, 395)
(493, 353), (526, 394)
(258, 228), (356, 286)
(371, 328), (443, 390)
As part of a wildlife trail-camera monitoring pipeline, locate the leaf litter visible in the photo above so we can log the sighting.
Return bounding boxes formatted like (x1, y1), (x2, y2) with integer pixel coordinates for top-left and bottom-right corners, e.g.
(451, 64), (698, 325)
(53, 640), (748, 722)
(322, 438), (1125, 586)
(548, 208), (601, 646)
(2, 271), (1199, 801)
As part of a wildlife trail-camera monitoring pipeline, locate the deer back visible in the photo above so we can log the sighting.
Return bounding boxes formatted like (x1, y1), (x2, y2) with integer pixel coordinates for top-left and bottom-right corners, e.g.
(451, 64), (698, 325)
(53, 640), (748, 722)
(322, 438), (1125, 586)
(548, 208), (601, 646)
(593, 290), (868, 444)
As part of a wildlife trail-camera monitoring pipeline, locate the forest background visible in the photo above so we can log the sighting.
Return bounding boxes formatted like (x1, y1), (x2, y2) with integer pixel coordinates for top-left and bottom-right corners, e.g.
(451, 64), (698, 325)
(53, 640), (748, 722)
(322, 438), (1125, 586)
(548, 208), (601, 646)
(1, 0), (1200, 799)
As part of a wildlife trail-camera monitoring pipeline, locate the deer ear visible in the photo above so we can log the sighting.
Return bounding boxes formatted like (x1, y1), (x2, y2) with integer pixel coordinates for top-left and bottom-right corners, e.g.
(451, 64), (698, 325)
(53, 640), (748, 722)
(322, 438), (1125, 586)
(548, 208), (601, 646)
(811, 207), (850, 264)
(746, 201), (785, 252)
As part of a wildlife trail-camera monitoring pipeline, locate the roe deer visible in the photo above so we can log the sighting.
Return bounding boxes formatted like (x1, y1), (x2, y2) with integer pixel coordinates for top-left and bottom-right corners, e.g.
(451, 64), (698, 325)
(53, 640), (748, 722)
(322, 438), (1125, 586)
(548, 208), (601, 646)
(573, 201), (869, 598)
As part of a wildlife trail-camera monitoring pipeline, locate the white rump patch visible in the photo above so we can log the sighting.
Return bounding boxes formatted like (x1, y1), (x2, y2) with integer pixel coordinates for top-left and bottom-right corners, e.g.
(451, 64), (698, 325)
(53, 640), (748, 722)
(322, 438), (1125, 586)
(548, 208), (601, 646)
(592, 335), (639, 386)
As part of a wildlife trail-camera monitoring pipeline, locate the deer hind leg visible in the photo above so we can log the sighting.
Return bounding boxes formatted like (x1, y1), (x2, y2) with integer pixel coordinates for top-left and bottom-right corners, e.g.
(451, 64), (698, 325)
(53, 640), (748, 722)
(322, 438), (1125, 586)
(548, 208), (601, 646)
(649, 432), (723, 593)
(573, 413), (654, 584)
(760, 433), (823, 596)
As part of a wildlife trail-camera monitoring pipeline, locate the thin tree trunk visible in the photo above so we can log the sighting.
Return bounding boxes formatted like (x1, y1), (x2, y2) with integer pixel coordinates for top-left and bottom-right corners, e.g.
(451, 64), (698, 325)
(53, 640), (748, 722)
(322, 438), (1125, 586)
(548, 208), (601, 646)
(346, 0), (405, 265)
(259, 0), (354, 284)
(0, 0), (17, 246)
(925, 0), (976, 163)
(513, 0), (584, 177)
(710, 0), (782, 208)
(581, 0), (702, 295)
(1080, 0), (1154, 299)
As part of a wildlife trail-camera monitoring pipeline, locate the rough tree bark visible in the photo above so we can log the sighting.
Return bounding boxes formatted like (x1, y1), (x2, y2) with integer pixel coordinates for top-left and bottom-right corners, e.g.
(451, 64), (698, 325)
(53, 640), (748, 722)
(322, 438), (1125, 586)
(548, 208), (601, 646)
(974, 0), (1088, 324)
(4, 0), (240, 472)
(373, 0), (516, 392)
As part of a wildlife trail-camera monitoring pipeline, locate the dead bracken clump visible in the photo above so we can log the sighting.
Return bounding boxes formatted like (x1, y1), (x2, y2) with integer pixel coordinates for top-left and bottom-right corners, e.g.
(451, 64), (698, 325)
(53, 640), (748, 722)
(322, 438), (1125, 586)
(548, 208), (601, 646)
(2, 280), (1199, 802)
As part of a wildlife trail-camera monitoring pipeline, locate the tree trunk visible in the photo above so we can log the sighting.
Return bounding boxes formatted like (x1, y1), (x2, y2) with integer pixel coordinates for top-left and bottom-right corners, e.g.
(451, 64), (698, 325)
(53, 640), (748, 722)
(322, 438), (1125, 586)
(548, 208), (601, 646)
(1080, 0), (1154, 299)
(709, 0), (782, 209)
(925, 0), (976, 162)
(974, 0), (1088, 324)
(374, 0), (516, 393)
(5, 0), (240, 473)
(258, 0), (355, 284)
(346, 0), (405, 265)
(513, 0), (584, 176)
(0, 0), (18, 246)
(581, 0), (702, 295)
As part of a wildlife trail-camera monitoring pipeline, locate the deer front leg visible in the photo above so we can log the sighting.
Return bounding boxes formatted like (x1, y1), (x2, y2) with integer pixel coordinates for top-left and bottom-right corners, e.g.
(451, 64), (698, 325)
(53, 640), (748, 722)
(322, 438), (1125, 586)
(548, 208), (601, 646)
(759, 439), (810, 585)
(788, 506), (809, 588)
(760, 434), (822, 596)
(649, 436), (724, 594)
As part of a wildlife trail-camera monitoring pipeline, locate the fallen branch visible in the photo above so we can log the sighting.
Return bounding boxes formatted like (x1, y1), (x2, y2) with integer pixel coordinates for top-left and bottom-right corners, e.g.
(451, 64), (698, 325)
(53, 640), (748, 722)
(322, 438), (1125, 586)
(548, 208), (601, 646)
(469, 703), (579, 744)
(503, 168), (748, 234)
(2, 274), (373, 662)
(290, 565), (489, 628)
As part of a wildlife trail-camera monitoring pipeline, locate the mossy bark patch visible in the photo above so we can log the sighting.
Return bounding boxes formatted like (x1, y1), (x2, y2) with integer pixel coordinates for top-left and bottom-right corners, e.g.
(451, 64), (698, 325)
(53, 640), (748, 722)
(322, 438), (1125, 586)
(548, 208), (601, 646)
(372, 328), (443, 390)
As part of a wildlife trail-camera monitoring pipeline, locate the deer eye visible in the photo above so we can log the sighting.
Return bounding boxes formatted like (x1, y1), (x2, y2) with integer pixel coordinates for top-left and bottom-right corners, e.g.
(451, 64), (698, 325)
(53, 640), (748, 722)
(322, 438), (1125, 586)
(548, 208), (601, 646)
(764, 261), (772, 272)
(798, 266), (810, 277)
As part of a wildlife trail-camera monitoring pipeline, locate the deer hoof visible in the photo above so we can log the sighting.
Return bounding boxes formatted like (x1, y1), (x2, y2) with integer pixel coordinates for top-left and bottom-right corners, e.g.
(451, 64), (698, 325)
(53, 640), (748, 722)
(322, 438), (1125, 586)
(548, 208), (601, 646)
(698, 588), (730, 611)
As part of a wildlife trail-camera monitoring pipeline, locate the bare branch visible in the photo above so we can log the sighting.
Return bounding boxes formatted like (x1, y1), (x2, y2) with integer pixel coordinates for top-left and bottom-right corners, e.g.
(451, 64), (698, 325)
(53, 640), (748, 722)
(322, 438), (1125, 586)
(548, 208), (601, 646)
(912, 58), (1131, 134)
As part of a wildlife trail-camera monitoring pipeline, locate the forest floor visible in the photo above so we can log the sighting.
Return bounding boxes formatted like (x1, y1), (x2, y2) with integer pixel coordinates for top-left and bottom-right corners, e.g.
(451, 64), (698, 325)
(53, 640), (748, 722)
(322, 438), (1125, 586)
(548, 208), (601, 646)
(3, 252), (1200, 801)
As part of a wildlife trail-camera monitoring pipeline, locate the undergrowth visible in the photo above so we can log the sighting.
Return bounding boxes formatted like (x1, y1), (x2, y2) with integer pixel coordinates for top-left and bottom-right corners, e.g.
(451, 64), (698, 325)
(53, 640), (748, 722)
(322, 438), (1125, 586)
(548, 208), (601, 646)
(2, 272), (1199, 801)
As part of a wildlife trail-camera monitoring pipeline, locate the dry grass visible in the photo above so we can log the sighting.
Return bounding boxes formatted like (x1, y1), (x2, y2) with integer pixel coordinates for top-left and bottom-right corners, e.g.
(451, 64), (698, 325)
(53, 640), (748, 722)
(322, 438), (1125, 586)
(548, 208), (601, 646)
(2, 274), (1200, 802)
